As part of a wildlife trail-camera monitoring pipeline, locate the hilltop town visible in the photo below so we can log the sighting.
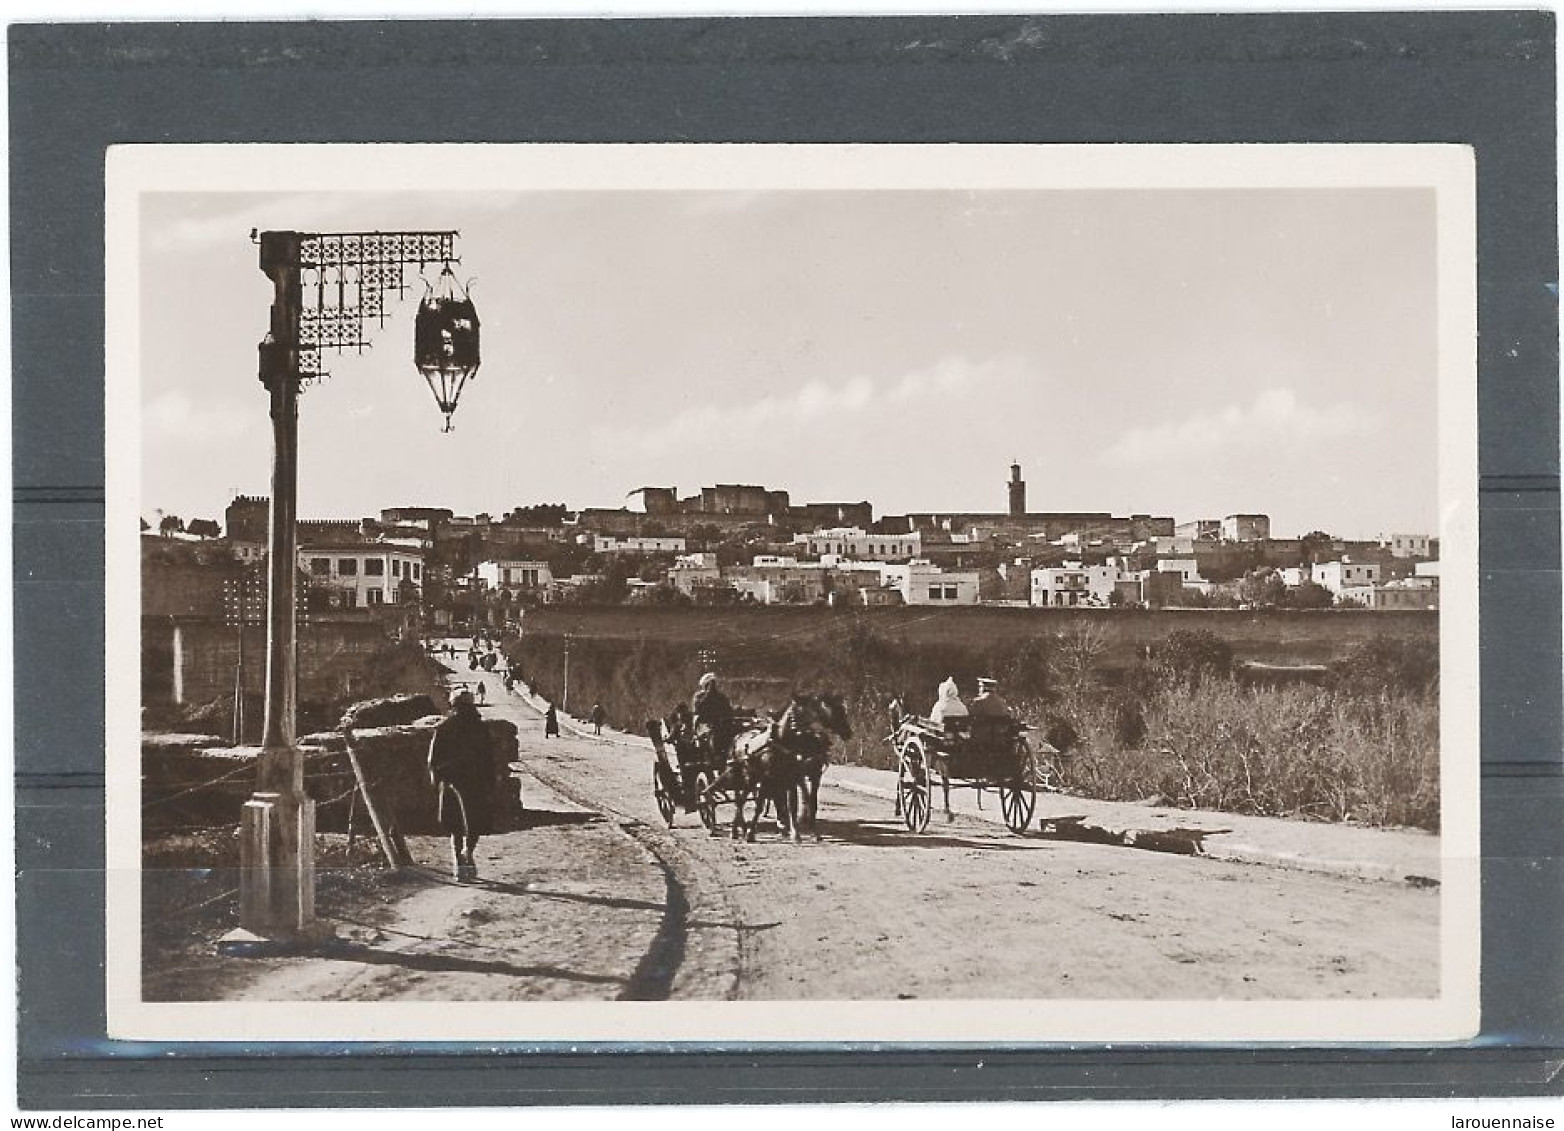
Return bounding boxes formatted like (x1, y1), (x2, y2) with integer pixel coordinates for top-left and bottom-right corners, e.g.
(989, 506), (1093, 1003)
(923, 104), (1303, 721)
(143, 460), (1439, 637)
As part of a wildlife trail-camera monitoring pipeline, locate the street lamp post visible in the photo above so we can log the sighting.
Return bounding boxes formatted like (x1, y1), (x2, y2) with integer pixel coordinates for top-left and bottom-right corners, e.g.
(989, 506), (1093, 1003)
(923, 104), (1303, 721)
(224, 229), (478, 949)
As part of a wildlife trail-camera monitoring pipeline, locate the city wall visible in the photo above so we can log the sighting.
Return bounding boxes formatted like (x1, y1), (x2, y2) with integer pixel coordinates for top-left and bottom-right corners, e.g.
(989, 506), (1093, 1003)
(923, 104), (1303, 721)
(142, 615), (396, 708)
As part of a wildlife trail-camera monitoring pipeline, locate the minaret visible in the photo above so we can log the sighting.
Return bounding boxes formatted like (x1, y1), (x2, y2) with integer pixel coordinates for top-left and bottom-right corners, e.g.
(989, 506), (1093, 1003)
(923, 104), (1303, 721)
(1008, 460), (1026, 516)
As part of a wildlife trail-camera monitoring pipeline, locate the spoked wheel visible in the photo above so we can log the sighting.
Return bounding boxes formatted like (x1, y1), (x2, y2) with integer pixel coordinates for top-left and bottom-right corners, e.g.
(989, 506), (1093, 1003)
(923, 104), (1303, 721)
(653, 763), (677, 828)
(694, 769), (718, 832)
(898, 740), (933, 833)
(1000, 739), (1038, 834)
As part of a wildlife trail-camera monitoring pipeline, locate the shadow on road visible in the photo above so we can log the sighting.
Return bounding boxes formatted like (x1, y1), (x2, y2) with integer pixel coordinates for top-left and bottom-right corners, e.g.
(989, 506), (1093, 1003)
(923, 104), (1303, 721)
(476, 878), (667, 915)
(319, 938), (625, 986)
(514, 808), (603, 831)
(811, 818), (1044, 852)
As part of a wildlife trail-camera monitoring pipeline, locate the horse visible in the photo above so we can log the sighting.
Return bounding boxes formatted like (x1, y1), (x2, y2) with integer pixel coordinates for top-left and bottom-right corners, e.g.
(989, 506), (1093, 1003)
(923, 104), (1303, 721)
(780, 691), (851, 839)
(706, 691), (852, 843)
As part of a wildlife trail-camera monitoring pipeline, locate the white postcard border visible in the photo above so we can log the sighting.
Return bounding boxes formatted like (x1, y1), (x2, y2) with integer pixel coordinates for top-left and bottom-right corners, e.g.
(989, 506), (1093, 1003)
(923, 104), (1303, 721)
(106, 143), (1479, 1044)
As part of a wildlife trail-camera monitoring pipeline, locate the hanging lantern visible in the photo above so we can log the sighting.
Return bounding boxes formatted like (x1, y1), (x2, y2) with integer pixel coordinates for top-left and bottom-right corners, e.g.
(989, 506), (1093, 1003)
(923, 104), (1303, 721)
(415, 264), (481, 432)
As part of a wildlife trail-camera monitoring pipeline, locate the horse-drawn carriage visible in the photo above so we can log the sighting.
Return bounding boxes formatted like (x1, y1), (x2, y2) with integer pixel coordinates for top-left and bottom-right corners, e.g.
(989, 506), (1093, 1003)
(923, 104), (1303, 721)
(647, 693), (851, 842)
(646, 706), (760, 834)
(889, 708), (1049, 834)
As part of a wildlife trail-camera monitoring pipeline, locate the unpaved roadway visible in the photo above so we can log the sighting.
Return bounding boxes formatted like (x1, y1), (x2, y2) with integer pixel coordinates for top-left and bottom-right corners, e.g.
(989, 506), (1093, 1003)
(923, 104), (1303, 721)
(219, 655), (1438, 1004)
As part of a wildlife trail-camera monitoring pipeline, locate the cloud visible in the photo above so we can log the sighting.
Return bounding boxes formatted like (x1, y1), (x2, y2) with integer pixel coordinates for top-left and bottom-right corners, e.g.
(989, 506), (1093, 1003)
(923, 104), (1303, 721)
(1102, 388), (1377, 465)
(143, 390), (252, 444)
(591, 355), (1024, 458)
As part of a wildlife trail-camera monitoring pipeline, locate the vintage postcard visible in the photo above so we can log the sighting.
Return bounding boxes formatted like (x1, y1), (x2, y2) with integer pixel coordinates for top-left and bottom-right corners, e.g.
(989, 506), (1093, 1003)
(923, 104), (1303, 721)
(106, 144), (1478, 1043)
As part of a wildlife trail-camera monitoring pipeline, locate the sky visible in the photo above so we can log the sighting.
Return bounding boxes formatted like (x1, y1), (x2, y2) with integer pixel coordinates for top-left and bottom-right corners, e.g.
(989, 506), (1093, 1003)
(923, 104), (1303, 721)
(140, 185), (1438, 540)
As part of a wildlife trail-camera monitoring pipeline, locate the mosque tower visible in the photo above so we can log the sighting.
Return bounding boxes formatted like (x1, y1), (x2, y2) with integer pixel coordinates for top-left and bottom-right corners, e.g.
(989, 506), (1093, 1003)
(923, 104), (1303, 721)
(1007, 460), (1026, 517)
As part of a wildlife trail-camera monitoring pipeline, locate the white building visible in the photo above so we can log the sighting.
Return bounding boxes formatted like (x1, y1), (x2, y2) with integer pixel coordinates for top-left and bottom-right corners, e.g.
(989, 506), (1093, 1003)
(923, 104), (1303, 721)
(727, 563), (829, 605)
(1030, 560), (1134, 607)
(1222, 514), (1271, 542)
(301, 542), (425, 608)
(475, 559), (555, 595)
(879, 562), (980, 606)
(1156, 558), (1203, 585)
(668, 555), (722, 596)
(1311, 559), (1382, 595)
(1031, 566), (1089, 607)
(1380, 533), (1433, 559)
(794, 526), (921, 562)
(1414, 560), (1440, 578)
(592, 534), (687, 555)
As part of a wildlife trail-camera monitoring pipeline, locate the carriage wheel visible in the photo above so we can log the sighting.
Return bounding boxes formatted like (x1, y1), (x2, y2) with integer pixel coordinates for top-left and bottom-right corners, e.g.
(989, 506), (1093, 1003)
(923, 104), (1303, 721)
(899, 740), (933, 833)
(1000, 738), (1038, 834)
(694, 769), (718, 832)
(653, 764), (677, 828)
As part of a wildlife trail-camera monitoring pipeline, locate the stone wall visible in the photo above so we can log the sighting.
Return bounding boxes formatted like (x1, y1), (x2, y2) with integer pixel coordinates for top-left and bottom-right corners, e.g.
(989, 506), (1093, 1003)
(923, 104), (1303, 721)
(143, 615), (396, 707)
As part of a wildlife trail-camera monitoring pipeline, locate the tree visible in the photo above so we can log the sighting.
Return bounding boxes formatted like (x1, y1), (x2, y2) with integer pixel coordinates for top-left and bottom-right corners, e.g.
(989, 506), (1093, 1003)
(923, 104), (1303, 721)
(1238, 567), (1286, 608)
(1284, 580), (1335, 610)
(186, 517), (220, 539)
(139, 517), (150, 532)
(158, 514), (185, 536)
(1052, 622), (1109, 699)
(508, 504), (569, 527)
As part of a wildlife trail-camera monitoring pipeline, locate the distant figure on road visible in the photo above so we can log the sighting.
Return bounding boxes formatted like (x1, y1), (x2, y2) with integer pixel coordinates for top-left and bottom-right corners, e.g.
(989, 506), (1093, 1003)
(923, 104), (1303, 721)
(476, 681), (487, 705)
(427, 690), (495, 882)
(930, 676), (969, 727)
(590, 702), (606, 735)
(544, 702), (560, 738)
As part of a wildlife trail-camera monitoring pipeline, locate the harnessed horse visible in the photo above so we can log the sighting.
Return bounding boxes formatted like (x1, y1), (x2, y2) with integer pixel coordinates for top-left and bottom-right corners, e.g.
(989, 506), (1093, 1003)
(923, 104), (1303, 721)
(706, 691), (852, 842)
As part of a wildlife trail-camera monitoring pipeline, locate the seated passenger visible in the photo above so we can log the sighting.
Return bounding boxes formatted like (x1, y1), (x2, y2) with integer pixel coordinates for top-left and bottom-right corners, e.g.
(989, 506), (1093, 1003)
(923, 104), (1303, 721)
(968, 677), (1014, 721)
(691, 672), (735, 759)
(930, 676), (969, 727)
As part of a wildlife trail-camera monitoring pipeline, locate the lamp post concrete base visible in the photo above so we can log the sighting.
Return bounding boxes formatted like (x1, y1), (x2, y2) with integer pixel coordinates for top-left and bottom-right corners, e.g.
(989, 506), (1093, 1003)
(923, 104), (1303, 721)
(217, 781), (336, 955)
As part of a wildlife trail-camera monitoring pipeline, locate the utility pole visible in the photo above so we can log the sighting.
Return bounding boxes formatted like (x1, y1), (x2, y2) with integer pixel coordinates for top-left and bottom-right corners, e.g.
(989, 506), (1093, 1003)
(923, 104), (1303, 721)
(562, 634), (572, 712)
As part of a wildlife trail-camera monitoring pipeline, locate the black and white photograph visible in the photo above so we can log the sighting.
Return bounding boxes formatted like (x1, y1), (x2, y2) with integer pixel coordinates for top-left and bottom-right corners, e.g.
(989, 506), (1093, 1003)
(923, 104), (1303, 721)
(106, 143), (1479, 1043)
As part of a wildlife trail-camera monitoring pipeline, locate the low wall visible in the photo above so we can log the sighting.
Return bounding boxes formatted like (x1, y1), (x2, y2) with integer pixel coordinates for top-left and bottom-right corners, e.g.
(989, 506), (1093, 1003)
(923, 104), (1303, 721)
(142, 615), (396, 707)
(142, 717), (522, 838)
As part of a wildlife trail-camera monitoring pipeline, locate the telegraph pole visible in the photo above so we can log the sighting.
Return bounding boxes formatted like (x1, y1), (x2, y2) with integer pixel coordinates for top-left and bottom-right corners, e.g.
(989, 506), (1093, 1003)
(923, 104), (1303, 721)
(562, 634), (572, 712)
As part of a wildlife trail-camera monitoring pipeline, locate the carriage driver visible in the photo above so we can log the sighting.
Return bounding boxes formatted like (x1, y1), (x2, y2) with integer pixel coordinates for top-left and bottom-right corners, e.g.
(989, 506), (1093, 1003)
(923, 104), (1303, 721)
(691, 671), (736, 761)
(968, 677), (1014, 720)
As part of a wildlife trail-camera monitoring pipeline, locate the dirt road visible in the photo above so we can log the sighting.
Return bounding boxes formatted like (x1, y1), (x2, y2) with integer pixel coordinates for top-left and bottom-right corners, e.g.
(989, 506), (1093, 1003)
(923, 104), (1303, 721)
(215, 661), (1437, 1004)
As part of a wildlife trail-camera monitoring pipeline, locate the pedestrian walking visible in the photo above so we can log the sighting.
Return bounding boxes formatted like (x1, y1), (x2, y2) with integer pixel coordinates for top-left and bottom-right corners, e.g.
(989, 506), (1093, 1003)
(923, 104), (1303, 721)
(476, 681), (487, 705)
(544, 702), (560, 738)
(590, 702), (606, 736)
(427, 690), (495, 882)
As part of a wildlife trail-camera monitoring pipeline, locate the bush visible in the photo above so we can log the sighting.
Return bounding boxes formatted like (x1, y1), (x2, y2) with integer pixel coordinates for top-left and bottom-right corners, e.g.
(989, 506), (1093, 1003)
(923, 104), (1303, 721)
(1332, 638), (1439, 696)
(1153, 629), (1234, 687)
